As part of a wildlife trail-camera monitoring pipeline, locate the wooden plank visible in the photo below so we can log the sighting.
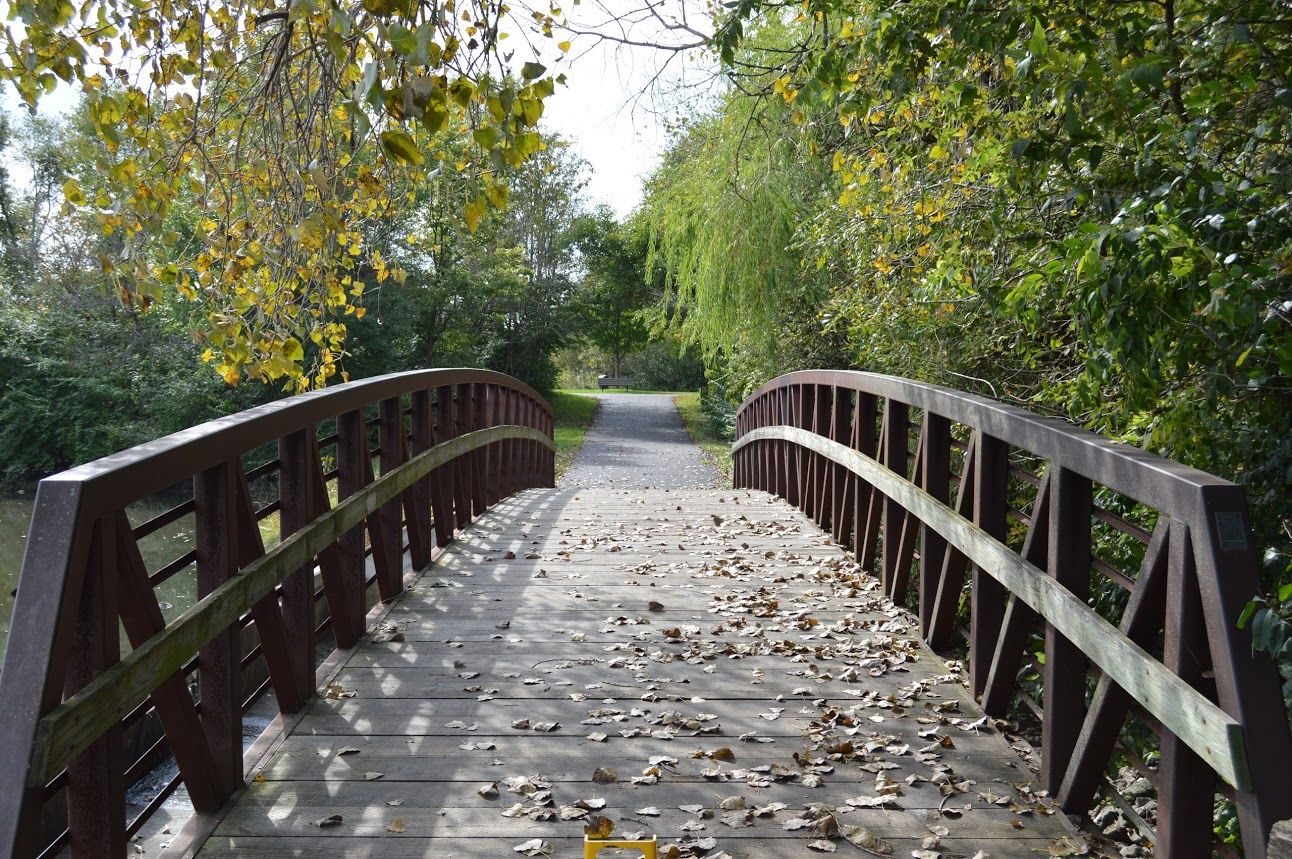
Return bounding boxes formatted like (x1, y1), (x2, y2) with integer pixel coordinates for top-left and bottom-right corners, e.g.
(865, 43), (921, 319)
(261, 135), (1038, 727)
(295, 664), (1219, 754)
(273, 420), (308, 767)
(168, 482), (1089, 858)
(196, 837), (1072, 859)
(733, 426), (1250, 790)
(27, 426), (553, 786)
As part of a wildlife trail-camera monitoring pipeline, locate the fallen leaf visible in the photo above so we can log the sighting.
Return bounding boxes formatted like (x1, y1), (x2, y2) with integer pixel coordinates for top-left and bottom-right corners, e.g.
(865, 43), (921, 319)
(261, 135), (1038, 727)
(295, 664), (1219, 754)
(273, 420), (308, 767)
(843, 825), (893, 855)
(584, 815), (615, 839)
(311, 814), (342, 828)
(387, 818), (406, 833)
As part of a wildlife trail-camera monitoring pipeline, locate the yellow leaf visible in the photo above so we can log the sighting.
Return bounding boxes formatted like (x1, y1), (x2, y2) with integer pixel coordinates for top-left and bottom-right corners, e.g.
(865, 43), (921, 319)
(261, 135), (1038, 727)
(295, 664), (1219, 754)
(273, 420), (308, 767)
(63, 178), (86, 206)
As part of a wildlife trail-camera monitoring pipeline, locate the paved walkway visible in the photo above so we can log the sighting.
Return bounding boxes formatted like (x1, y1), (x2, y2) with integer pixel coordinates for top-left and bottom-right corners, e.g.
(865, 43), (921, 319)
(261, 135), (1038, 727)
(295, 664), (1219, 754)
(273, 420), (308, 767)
(563, 394), (723, 489)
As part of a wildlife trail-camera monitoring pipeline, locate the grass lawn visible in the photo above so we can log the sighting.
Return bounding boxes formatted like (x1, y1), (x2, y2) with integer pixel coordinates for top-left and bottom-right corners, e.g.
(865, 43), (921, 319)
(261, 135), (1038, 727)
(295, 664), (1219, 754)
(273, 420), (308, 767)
(549, 391), (600, 479)
(673, 392), (733, 478)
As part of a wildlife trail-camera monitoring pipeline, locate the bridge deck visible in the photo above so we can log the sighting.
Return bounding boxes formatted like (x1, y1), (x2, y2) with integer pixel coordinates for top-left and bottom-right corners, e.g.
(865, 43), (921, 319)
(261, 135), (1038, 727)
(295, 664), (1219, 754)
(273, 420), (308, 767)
(192, 488), (1075, 858)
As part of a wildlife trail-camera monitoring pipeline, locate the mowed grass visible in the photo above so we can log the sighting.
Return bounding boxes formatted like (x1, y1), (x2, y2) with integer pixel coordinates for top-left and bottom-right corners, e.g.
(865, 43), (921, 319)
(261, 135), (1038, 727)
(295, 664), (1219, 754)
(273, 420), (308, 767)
(673, 392), (732, 478)
(550, 391), (600, 479)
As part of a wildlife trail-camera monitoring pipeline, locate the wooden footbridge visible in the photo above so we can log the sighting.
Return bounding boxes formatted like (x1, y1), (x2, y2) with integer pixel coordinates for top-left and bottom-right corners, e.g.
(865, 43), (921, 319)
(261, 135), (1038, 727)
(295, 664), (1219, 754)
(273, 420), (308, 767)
(0, 369), (1288, 858)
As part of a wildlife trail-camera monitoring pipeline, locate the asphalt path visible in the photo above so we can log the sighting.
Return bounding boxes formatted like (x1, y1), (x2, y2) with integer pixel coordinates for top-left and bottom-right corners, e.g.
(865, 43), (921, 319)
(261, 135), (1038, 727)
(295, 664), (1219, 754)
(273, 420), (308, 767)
(561, 394), (724, 489)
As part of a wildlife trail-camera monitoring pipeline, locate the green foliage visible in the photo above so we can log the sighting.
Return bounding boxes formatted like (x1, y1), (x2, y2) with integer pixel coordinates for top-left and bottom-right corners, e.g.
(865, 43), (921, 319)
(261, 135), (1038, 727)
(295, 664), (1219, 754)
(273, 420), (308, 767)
(0, 112), (589, 482)
(3, 0), (566, 387)
(643, 78), (834, 376)
(621, 338), (705, 391)
(641, 0), (1292, 736)
(568, 207), (653, 375)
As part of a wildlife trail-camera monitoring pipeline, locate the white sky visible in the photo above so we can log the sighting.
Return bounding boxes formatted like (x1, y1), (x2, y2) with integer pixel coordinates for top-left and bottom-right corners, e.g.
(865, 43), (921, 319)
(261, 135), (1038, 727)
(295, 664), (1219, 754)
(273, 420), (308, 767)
(2, 0), (720, 217)
(540, 5), (719, 216)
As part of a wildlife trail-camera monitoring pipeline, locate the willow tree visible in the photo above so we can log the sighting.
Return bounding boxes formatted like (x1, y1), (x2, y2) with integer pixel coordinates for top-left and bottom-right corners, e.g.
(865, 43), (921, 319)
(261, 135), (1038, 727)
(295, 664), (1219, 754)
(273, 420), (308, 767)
(2, 0), (568, 388)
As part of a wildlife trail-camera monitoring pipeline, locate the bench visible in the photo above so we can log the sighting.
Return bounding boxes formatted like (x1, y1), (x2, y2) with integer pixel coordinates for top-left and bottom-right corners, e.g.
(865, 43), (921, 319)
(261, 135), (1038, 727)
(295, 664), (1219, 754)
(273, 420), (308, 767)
(596, 375), (634, 389)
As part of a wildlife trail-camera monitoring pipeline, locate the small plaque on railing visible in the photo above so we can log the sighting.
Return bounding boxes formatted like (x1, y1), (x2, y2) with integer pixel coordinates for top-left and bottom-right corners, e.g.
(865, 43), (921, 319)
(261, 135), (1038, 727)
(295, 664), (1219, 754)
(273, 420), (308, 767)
(1215, 511), (1248, 551)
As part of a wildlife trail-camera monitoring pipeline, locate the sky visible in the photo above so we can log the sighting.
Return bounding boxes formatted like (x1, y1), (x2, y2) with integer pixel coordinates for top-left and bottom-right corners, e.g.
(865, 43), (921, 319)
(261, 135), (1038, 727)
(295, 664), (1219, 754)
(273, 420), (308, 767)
(1, 0), (719, 218)
(538, 2), (719, 216)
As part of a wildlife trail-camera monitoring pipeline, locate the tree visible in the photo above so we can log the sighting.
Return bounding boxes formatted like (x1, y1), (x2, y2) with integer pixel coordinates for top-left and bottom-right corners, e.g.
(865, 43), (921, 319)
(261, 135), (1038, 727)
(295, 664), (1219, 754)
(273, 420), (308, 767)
(2, 0), (569, 388)
(569, 206), (651, 376)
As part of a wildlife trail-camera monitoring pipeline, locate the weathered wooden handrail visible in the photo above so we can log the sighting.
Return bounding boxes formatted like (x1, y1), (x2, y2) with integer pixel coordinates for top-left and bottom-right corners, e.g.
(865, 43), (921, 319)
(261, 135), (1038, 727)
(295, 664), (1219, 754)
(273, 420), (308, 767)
(0, 369), (554, 858)
(733, 370), (1292, 859)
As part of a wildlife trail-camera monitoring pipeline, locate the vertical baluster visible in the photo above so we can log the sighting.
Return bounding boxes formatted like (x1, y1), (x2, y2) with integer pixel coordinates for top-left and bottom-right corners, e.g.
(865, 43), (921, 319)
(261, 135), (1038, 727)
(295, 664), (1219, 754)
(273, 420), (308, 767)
(467, 383), (487, 517)
(374, 397), (407, 599)
(927, 434), (977, 650)
(754, 392), (764, 493)
(830, 388), (853, 546)
(112, 511), (222, 811)
(1156, 522), (1213, 859)
(1191, 486), (1292, 855)
(739, 408), (749, 493)
(982, 472), (1051, 716)
(409, 390), (434, 568)
(502, 388), (517, 498)
(233, 473), (304, 713)
(336, 410), (370, 630)
(879, 399), (909, 592)
(889, 430), (925, 605)
(918, 414), (950, 633)
(852, 392), (879, 568)
(1041, 467), (1091, 791)
(278, 429), (318, 705)
(429, 387), (454, 546)
(540, 397), (550, 487)
(518, 395), (533, 490)
(452, 384), (474, 526)
(787, 386), (802, 507)
(66, 515), (125, 858)
(1056, 519), (1170, 813)
(483, 385), (500, 506)
(194, 461), (242, 799)
(969, 434), (1008, 697)
(813, 386), (832, 530)
(804, 385), (818, 521)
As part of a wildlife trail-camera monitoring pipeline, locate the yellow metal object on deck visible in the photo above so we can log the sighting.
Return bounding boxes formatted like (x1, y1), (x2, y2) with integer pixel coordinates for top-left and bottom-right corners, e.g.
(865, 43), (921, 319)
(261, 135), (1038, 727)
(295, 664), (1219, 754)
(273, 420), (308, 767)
(583, 834), (658, 858)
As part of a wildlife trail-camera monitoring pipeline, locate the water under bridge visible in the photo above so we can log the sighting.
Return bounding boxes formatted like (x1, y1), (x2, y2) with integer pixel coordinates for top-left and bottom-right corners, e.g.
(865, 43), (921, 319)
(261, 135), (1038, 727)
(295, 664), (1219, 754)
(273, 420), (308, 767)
(0, 370), (1287, 859)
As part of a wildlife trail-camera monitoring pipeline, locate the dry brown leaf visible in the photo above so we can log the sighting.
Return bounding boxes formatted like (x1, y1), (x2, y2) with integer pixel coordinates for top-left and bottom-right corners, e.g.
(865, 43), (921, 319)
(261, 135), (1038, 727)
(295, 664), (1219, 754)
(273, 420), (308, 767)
(583, 814), (615, 839)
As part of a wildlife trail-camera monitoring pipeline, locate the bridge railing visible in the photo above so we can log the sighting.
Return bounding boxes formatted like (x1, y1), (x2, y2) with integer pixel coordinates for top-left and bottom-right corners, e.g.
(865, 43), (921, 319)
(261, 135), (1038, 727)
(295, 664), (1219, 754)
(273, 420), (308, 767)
(733, 370), (1291, 859)
(0, 369), (554, 858)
